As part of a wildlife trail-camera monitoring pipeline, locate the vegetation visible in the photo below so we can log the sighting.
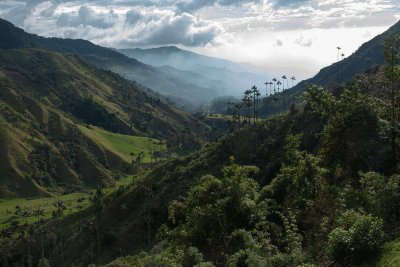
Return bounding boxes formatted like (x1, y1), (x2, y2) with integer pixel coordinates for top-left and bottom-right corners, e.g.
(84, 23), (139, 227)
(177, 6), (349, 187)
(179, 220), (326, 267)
(1, 15), (400, 267)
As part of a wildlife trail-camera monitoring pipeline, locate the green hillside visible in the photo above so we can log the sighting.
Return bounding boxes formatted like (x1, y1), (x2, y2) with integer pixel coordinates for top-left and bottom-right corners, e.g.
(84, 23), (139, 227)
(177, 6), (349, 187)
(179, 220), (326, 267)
(14, 61), (396, 266)
(0, 48), (207, 197)
(80, 126), (165, 163)
(0, 18), (220, 106)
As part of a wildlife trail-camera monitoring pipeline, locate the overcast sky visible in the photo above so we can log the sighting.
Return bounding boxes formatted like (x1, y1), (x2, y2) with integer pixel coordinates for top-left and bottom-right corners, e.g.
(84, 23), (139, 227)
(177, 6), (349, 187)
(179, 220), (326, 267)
(1, 0), (400, 80)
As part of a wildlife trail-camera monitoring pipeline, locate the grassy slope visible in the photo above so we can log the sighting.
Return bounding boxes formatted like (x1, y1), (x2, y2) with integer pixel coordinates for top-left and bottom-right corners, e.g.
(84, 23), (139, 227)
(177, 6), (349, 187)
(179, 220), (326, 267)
(0, 175), (134, 229)
(79, 125), (164, 163)
(0, 48), (207, 197)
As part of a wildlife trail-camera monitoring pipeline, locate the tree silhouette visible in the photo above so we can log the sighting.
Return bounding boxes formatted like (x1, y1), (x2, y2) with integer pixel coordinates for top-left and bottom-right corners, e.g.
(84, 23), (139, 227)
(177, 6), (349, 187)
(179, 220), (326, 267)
(251, 85), (259, 123)
(32, 207), (45, 259)
(90, 186), (104, 265)
(82, 220), (96, 265)
(242, 89), (252, 124)
(337, 46), (342, 83)
(290, 76), (296, 110)
(282, 75), (287, 113)
(52, 200), (67, 267)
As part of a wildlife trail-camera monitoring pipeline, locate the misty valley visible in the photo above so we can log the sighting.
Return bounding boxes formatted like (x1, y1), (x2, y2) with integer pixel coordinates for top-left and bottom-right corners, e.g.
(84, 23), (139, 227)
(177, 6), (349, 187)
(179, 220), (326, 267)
(1, 2), (400, 267)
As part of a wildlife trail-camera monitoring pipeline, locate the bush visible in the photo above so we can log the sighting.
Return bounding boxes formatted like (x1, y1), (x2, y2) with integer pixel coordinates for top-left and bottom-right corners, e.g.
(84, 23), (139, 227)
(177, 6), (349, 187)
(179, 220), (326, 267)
(328, 211), (385, 264)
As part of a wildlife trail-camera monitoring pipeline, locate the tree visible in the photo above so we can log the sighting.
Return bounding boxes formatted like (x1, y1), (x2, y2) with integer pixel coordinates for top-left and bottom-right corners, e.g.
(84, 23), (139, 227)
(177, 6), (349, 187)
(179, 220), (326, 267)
(90, 186), (104, 265)
(290, 76), (296, 111)
(282, 75), (287, 113)
(383, 33), (400, 172)
(328, 211), (384, 265)
(336, 46), (342, 83)
(52, 200), (66, 267)
(242, 89), (253, 123)
(82, 220), (96, 265)
(320, 88), (379, 180)
(32, 207), (45, 259)
(15, 207), (32, 267)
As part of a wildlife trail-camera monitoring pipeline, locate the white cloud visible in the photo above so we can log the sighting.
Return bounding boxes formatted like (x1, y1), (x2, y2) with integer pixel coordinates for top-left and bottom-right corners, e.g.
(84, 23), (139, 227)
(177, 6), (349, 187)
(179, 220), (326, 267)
(0, 0), (399, 80)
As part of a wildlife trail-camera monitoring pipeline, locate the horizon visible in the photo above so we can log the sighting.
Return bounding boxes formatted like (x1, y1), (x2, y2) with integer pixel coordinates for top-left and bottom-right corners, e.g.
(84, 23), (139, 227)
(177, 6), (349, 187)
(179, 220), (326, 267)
(1, 0), (400, 81)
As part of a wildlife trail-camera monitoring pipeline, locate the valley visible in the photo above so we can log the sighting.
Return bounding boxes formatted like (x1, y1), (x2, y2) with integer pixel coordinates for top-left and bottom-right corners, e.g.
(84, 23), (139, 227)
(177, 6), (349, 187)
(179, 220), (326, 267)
(0, 7), (400, 267)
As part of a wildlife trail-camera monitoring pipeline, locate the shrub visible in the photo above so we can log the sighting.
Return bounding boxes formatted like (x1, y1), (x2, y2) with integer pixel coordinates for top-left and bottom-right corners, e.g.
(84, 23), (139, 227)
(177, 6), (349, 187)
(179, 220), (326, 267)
(328, 211), (385, 264)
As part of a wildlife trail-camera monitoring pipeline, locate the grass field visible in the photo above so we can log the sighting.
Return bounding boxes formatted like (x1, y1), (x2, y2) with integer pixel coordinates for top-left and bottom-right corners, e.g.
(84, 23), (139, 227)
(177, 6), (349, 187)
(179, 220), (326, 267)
(79, 125), (165, 163)
(0, 176), (134, 229)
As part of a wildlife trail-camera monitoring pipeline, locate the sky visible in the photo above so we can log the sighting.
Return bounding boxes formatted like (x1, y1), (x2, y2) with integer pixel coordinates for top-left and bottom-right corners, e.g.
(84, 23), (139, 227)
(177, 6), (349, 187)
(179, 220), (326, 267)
(1, 0), (400, 80)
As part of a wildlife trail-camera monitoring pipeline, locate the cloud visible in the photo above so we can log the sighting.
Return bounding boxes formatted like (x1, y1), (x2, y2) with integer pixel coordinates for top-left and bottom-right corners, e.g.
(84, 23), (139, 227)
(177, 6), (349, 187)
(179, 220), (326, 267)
(176, 0), (262, 12)
(294, 34), (313, 46)
(120, 11), (222, 47)
(125, 9), (144, 26)
(56, 6), (118, 29)
(273, 0), (312, 8)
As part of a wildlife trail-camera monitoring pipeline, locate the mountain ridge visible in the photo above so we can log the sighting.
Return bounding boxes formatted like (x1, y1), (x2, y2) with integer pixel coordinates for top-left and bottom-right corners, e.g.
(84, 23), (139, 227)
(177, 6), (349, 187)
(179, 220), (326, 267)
(0, 18), (219, 106)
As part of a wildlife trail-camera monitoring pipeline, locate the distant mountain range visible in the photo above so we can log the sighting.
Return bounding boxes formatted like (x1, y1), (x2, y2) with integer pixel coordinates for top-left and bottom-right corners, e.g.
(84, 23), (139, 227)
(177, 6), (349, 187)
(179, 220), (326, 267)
(0, 18), (268, 107)
(118, 46), (269, 99)
(0, 16), (216, 197)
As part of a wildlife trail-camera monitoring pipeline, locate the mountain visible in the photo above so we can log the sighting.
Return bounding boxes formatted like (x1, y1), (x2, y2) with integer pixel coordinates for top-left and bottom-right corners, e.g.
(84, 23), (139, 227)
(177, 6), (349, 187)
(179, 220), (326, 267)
(0, 18), (218, 106)
(0, 48), (207, 197)
(118, 46), (270, 97)
(18, 65), (400, 266)
(291, 20), (400, 94)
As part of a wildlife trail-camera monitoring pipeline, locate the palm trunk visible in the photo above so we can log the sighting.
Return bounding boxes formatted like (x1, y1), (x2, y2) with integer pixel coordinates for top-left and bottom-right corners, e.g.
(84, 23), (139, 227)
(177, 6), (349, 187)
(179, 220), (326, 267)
(96, 216), (101, 265)
(90, 236), (94, 265)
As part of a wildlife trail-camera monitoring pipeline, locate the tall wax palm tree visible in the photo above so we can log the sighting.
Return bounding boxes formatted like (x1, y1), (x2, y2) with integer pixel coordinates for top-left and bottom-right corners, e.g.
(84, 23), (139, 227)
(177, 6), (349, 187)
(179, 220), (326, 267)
(32, 207), (45, 259)
(276, 81), (282, 115)
(256, 90), (261, 121)
(291, 76), (296, 109)
(282, 75), (287, 113)
(277, 80), (281, 93)
(272, 78), (277, 94)
(90, 186), (104, 266)
(251, 85), (259, 123)
(264, 82), (269, 116)
(341, 53), (345, 82)
(269, 82), (273, 96)
(290, 76), (296, 87)
(337, 46), (341, 83)
(243, 89), (252, 123)
(53, 200), (66, 267)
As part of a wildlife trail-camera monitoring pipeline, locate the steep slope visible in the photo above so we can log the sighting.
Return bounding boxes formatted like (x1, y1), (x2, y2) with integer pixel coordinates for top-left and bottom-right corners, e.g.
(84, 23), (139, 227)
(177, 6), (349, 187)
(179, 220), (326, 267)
(0, 18), (216, 105)
(290, 20), (400, 94)
(0, 48), (207, 197)
(118, 46), (270, 96)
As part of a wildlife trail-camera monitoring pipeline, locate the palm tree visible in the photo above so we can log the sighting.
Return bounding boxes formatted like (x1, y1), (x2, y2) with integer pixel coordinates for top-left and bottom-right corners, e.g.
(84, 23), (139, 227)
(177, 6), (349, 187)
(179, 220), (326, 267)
(32, 207), (45, 259)
(269, 82), (273, 95)
(290, 76), (296, 87)
(290, 76), (296, 110)
(90, 187), (104, 266)
(282, 75), (287, 113)
(242, 89), (252, 123)
(277, 80), (281, 94)
(83, 220), (96, 265)
(14, 207), (32, 267)
(53, 200), (66, 267)
(256, 90), (261, 122)
(251, 85), (258, 123)
(272, 78), (277, 94)
(340, 53), (346, 82)
(337, 46), (341, 83)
